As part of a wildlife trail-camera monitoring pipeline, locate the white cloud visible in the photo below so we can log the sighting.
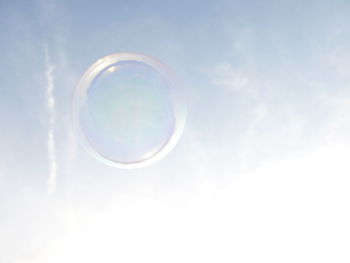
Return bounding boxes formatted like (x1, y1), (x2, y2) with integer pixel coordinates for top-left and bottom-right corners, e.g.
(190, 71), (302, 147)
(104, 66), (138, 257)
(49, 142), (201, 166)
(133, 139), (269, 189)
(13, 136), (347, 263)
(43, 43), (57, 195)
(205, 63), (250, 91)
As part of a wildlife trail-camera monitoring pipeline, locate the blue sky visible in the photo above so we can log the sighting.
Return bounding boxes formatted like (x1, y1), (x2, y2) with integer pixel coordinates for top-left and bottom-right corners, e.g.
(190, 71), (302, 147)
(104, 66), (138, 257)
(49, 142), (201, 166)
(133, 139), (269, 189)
(1, 0), (350, 262)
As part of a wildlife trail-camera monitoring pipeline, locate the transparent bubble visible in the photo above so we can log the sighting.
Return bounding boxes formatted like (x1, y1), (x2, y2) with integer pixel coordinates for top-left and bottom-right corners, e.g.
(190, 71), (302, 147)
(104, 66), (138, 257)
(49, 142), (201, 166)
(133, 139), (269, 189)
(73, 53), (186, 168)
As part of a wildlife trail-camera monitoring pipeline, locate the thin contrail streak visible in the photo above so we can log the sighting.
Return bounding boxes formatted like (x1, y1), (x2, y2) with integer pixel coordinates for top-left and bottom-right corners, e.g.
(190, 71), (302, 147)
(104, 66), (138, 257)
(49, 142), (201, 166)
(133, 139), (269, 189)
(44, 43), (57, 194)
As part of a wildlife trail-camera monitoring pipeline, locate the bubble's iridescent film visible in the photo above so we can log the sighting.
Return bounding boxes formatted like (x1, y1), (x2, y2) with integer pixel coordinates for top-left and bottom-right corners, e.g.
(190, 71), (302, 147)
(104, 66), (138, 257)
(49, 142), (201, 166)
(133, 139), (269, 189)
(73, 53), (186, 168)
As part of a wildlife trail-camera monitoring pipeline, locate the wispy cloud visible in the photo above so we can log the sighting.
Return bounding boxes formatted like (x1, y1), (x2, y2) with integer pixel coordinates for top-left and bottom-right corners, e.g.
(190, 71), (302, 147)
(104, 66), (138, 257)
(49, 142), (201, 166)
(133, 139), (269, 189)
(210, 63), (250, 91)
(198, 62), (252, 93)
(44, 43), (57, 194)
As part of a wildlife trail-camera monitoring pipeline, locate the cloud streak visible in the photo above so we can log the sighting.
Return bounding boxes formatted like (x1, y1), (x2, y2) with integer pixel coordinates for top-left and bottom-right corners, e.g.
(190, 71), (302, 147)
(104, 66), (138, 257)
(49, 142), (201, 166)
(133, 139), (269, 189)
(44, 43), (57, 194)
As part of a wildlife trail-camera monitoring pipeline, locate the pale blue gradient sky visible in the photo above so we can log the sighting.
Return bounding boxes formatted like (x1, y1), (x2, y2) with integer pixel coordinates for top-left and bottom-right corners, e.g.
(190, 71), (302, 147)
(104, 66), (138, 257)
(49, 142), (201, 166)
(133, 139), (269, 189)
(1, 0), (350, 262)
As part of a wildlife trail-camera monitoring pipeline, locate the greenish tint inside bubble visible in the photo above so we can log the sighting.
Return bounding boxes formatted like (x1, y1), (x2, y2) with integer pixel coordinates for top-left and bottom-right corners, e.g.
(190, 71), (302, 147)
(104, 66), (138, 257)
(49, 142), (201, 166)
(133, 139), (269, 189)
(73, 53), (186, 168)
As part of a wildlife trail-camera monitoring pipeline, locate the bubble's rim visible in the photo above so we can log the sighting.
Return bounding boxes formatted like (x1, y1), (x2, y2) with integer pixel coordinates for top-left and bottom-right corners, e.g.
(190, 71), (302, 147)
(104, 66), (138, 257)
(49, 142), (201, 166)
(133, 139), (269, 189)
(72, 52), (186, 169)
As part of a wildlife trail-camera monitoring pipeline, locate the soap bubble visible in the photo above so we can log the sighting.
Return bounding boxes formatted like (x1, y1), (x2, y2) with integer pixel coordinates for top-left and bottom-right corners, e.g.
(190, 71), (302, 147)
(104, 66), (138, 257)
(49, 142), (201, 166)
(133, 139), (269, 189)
(73, 53), (186, 168)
